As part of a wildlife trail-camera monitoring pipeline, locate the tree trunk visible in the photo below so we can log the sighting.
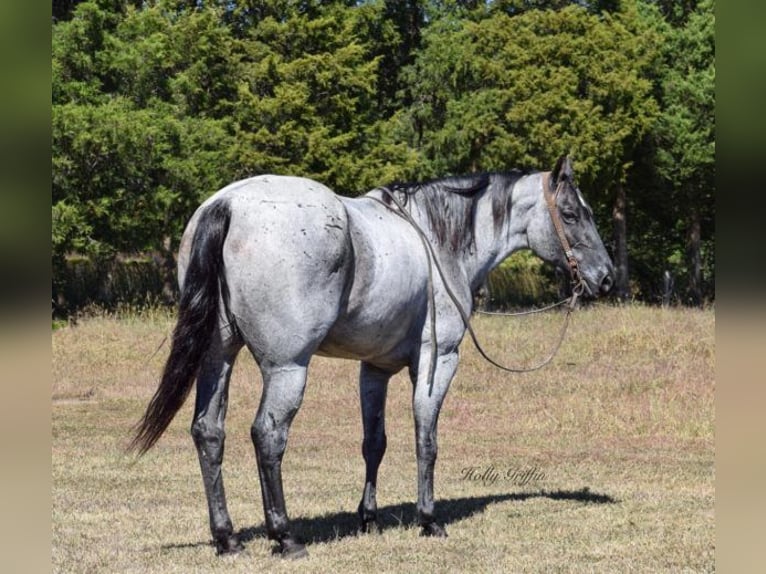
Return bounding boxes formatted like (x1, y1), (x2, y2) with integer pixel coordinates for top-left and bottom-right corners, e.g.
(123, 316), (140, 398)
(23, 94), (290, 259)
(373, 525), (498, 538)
(159, 235), (178, 305)
(612, 181), (630, 301)
(686, 202), (702, 306)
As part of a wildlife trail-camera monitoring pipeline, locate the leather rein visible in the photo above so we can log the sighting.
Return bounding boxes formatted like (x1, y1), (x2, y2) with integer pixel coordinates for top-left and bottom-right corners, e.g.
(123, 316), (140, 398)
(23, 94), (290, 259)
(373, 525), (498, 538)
(366, 171), (586, 395)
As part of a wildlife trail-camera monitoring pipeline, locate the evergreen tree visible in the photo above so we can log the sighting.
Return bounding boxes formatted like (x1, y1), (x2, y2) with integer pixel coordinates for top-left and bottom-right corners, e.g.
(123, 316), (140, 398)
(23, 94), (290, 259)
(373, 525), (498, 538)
(52, 1), (240, 304)
(654, 0), (715, 305)
(400, 3), (660, 300)
(229, 0), (417, 192)
(51, 0), (715, 310)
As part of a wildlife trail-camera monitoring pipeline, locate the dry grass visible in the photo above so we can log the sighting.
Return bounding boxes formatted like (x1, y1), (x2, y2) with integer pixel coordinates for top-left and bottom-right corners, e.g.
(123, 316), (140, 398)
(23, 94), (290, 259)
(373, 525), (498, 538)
(52, 304), (714, 573)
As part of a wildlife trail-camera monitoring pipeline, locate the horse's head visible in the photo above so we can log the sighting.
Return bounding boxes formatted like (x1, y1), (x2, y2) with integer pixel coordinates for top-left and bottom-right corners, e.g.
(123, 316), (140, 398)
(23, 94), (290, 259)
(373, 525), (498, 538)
(528, 156), (614, 298)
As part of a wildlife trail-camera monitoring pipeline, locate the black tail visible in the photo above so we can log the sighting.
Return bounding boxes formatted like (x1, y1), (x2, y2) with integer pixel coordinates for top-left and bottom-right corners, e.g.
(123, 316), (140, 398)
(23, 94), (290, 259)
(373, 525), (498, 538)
(129, 200), (232, 455)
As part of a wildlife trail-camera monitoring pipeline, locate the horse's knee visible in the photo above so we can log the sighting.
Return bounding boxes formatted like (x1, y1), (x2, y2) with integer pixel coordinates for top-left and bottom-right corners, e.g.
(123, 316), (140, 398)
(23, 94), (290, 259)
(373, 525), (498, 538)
(250, 420), (265, 449)
(416, 430), (438, 461)
(250, 418), (288, 464)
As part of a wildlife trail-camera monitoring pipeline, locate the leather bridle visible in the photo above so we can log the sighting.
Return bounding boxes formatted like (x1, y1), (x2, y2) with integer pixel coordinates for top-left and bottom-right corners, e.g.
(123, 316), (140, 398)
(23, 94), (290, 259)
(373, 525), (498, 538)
(542, 171), (587, 297)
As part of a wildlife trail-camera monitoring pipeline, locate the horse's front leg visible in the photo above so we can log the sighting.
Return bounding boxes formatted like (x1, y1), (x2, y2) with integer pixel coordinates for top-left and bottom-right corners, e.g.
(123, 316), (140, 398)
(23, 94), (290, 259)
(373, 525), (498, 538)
(251, 362), (309, 559)
(411, 350), (459, 537)
(358, 362), (392, 533)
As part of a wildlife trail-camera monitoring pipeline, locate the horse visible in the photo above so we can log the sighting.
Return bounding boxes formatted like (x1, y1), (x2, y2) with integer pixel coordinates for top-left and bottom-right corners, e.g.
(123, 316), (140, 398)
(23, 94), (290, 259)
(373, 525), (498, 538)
(130, 156), (614, 558)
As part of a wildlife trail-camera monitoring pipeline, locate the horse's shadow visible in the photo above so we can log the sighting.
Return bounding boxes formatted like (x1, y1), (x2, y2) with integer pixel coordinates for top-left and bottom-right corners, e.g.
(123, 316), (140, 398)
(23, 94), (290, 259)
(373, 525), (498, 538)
(232, 487), (617, 547)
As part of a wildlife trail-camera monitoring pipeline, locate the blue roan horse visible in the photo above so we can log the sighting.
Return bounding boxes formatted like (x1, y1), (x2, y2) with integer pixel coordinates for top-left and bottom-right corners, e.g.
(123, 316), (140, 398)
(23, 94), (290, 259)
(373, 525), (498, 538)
(131, 156), (614, 558)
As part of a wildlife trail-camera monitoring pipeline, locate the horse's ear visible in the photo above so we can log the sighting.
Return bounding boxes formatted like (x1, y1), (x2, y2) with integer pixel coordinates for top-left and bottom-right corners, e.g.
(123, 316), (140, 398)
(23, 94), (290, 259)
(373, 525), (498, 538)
(552, 155), (574, 186)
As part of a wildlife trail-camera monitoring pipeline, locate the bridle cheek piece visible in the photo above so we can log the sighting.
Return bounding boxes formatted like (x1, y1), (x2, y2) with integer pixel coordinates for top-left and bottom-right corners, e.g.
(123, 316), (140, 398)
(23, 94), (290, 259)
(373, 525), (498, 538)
(542, 172), (587, 300)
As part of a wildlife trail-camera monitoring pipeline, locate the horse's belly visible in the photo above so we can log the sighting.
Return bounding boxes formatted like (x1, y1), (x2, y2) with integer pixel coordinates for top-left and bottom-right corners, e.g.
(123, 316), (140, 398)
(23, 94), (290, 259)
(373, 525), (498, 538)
(317, 306), (422, 368)
(319, 250), (428, 365)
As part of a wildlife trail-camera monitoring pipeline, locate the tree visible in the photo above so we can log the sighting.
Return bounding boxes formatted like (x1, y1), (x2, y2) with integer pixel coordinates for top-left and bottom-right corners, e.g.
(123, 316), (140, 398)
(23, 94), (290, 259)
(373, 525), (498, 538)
(52, 1), (240, 306)
(654, 0), (714, 305)
(376, 0), (426, 112)
(399, 3), (660, 300)
(53, 0), (85, 22)
(51, 0), (715, 310)
(229, 0), (417, 192)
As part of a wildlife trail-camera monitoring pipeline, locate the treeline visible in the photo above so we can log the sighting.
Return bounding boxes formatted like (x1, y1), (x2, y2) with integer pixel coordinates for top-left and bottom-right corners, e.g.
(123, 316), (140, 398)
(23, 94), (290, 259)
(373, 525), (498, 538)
(52, 0), (714, 313)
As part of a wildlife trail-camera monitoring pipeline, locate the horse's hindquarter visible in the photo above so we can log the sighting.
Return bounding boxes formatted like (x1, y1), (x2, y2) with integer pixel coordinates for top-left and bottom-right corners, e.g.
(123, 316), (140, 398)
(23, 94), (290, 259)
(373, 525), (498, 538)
(317, 196), (430, 368)
(207, 176), (353, 363)
(179, 177), (431, 369)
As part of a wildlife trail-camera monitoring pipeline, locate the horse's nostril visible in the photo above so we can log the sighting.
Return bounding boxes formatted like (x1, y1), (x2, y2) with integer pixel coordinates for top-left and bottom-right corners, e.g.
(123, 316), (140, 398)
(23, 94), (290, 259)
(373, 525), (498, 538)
(600, 274), (614, 295)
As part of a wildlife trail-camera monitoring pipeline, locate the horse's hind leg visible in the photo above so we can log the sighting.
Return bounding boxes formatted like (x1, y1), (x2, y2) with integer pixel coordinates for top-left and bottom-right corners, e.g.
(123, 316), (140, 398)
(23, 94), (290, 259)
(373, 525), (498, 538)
(358, 362), (391, 533)
(251, 361), (309, 559)
(190, 337), (243, 555)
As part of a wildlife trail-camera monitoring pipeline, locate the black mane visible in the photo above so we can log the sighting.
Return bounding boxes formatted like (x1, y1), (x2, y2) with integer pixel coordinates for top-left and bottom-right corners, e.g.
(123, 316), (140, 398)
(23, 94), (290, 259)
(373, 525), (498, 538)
(380, 170), (529, 253)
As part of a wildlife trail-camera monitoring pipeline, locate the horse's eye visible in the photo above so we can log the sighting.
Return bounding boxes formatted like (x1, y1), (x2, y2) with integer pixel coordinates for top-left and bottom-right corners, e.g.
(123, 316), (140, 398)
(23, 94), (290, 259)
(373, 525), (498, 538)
(561, 210), (578, 223)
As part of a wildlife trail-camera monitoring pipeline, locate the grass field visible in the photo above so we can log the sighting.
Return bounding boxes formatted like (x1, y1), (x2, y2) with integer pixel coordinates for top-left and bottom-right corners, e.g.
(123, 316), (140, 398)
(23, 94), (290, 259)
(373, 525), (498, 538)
(52, 304), (714, 573)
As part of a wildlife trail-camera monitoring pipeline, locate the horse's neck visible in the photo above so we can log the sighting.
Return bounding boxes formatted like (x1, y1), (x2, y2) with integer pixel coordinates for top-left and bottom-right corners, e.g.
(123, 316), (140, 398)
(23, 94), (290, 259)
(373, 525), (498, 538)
(461, 172), (542, 293)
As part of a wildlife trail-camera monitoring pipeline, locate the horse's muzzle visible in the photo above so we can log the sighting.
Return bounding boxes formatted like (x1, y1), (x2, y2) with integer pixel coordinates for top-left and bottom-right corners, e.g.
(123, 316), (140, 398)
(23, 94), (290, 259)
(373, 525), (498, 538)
(599, 273), (614, 295)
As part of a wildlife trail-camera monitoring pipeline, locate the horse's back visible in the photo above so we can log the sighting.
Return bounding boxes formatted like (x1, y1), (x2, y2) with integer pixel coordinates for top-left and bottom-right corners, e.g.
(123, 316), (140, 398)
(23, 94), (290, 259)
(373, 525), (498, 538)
(180, 175), (352, 363)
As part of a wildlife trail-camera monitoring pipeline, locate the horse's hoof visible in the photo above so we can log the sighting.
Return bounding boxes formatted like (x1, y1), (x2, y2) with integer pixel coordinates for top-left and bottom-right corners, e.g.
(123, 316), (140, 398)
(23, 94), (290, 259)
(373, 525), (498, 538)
(276, 538), (308, 559)
(215, 534), (245, 555)
(420, 523), (448, 538)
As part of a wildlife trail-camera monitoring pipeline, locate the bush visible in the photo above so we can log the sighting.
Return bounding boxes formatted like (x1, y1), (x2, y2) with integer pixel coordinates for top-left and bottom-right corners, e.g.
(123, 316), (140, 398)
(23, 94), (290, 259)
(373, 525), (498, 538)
(53, 254), (174, 317)
(482, 251), (561, 310)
